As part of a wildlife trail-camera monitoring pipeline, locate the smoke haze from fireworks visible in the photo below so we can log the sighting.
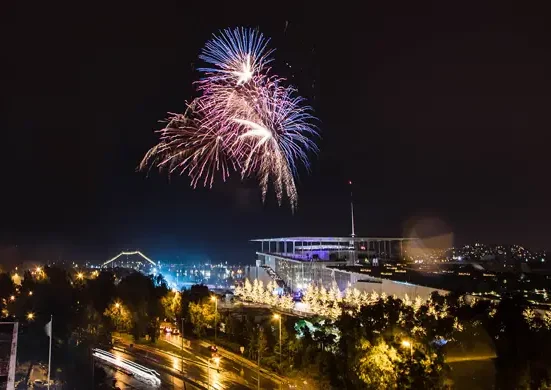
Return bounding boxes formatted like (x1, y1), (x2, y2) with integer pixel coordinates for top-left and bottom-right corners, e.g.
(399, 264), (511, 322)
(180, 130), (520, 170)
(140, 27), (319, 210)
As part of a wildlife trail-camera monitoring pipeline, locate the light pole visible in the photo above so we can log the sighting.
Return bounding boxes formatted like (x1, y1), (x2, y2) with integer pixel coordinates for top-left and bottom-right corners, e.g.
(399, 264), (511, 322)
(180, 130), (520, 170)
(181, 317), (184, 373)
(210, 296), (218, 343)
(273, 314), (282, 369)
(114, 302), (121, 335)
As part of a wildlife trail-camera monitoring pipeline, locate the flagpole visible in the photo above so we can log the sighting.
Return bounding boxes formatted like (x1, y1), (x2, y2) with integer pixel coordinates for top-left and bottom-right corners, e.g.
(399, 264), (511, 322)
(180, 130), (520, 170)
(47, 315), (52, 389)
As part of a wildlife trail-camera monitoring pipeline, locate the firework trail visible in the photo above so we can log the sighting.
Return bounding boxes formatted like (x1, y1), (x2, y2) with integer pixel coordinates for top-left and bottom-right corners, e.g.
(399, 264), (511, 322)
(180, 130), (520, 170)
(140, 27), (318, 210)
(198, 27), (274, 86)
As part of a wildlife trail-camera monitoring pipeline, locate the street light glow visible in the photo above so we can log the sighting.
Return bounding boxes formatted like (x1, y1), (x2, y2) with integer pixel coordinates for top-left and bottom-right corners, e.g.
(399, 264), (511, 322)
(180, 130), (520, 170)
(401, 340), (411, 348)
(9, 296), (15, 302)
(77, 272), (84, 280)
(115, 302), (121, 309)
(210, 296), (217, 302)
(27, 312), (34, 320)
(273, 314), (281, 320)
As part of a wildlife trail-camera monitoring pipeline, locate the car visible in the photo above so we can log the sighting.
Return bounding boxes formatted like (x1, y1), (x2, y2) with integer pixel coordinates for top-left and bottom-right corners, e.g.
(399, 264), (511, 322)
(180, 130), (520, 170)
(208, 345), (219, 357)
(208, 345), (218, 353)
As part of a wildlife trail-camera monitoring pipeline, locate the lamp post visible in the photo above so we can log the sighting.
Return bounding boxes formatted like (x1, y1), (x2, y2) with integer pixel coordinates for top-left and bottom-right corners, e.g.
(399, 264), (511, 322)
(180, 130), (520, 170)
(114, 302), (121, 335)
(181, 317), (184, 373)
(210, 296), (218, 343)
(273, 314), (282, 369)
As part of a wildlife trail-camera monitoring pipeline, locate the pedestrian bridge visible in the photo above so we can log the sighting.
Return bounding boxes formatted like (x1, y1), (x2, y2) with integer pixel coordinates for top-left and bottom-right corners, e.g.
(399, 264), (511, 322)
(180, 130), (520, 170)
(101, 251), (158, 272)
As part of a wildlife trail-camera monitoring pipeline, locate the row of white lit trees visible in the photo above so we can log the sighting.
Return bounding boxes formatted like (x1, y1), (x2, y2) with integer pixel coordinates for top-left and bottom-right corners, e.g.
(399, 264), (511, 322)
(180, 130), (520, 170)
(234, 279), (294, 311)
(234, 278), (448, 322)
(235, 278), (551, 333)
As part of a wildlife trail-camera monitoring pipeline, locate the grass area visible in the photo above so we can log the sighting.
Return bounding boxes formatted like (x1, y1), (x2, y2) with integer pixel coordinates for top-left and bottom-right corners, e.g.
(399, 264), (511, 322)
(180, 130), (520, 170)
(448, 360), (496, 390)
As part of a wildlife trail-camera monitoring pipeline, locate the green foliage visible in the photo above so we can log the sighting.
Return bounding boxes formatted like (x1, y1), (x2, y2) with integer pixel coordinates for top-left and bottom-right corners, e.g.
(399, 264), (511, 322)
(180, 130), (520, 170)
(161, 290), (182, 322)
(355, 339), (401, 388)
(188, 301), (216, 337)
(104, 301), (132, 333)
(116, 272), (167, 342)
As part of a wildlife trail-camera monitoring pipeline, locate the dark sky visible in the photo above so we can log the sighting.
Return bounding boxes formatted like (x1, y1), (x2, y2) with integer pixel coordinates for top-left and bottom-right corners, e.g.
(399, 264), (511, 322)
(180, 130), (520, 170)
(2, 2), (550, 264)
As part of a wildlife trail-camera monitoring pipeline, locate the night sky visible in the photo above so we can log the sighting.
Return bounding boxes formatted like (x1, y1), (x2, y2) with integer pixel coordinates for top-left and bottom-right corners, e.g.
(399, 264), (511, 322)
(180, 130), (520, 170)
(2, 2), (550, 265)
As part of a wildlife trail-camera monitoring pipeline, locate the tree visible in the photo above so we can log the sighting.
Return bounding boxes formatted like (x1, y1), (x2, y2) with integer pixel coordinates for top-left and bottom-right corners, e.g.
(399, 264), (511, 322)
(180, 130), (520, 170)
(104, 301), (131, 333)
(0, 273), (15, 301)
(116, 272), (166, 342)
(355, 339), (401, 389)
(161, 290), (182, 322)
(188, 301), (215, 337)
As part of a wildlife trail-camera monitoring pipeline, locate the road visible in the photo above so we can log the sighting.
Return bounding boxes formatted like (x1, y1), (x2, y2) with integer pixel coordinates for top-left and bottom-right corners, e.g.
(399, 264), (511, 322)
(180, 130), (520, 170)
(445, 354), (497, 363)
(110, 334), (282, 389)
(98, 349), (194, 390)
(160, 333), (284, 389)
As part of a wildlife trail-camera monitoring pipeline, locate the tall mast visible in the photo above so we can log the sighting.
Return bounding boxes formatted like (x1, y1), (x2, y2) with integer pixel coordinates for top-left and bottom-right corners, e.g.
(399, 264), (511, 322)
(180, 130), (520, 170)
(349, 180), (355, 237)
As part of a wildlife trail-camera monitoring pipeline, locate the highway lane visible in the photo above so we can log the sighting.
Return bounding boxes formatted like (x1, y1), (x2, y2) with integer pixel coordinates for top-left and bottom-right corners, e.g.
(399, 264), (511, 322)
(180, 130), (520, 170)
(114, 336), (281, 389)
(160, 333), (282, 389)
(98, 349), (193, 389)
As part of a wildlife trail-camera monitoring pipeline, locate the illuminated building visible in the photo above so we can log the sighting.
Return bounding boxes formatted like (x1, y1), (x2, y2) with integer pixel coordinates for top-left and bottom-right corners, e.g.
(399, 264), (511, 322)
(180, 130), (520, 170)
(250, 236), (448, 300)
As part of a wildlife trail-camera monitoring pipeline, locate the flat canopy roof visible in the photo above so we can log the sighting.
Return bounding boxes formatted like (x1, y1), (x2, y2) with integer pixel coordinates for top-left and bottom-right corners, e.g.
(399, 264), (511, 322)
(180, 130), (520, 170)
(251, 236), (418, 243)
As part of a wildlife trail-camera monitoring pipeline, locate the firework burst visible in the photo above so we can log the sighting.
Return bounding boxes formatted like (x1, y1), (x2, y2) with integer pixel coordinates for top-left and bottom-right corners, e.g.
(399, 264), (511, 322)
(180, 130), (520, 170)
(198, 27), (274, 86)
(140, 27), (319, 210)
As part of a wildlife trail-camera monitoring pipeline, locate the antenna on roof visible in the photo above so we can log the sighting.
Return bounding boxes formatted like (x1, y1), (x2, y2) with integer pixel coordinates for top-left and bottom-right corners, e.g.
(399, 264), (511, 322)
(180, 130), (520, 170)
(349, 180), (356, 238)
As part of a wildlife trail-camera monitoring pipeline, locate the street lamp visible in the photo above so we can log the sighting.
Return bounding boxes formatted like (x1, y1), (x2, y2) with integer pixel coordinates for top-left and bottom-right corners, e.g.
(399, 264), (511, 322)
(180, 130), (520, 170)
(115, 302), (120, 309)
(76, 272), (84, 280)
(401, 339), (413, 358)
(210, 296), (218, 343)
(273, 314), (282, 369)
(27, 312), (35, 321)
(9, 296), (15, 302)
(181, 316), (185, 373)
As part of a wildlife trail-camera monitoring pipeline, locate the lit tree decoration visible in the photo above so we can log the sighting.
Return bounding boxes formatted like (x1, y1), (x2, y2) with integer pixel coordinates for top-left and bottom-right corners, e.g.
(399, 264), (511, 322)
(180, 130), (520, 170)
(543, 311), (551, 330)
(453, 317), (464, 332)
(234, 283), (244, 298)
(277, 294), (294, 311)
(413, 296), (423, 313)
(523, 308), (537, 329)
(242, 279), (253, 301)
(264, 281), (276, 305)
(252, 279), (264, 302)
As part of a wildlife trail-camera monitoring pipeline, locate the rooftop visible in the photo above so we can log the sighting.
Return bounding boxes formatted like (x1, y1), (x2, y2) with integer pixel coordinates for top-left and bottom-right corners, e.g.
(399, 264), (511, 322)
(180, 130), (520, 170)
(251, 236), (418, 243)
